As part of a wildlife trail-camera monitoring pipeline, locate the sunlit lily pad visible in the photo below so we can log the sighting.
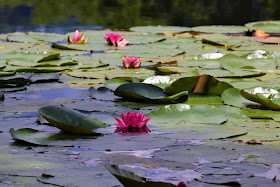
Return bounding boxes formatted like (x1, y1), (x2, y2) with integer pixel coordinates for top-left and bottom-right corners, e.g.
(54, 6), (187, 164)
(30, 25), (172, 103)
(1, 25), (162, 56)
(38, 106), (107, 134)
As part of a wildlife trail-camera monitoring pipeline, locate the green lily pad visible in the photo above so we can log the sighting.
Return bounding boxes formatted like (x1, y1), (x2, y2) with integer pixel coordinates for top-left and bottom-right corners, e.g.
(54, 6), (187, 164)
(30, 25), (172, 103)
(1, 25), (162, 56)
(112, 42), (184, 58)
(38, 106), (107, 135)
(114, 82), (188, 104)
(221, 88), (261, 108)
(219, 54), (256, 70)
(192, 25), (248, 34)
(195, 34), (261, 46)
(9, 128), (52, 146)
(245, 21), (280, 33)
(164, 74), (233, 96)
(147, 104), (228, 125)
(240, 87), (280, 110)
(130, 26), (191, 34)
(7, 32), (65, 43)
(198, 69), (266, 78)
(105, 165), (177, 187)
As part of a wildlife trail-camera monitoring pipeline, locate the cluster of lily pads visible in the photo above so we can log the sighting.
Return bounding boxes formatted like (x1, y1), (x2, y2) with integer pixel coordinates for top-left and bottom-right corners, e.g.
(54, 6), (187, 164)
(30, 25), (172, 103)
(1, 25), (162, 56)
(2, 21), (280, 186)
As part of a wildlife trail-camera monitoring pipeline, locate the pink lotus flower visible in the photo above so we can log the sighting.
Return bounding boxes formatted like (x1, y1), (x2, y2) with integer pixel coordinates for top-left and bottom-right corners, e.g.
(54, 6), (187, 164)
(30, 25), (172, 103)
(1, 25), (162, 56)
(114, 112), (151, 131)
(104, 33), (129, 46)
(68, 30), (89, 44)
(122, 57), (141, 68)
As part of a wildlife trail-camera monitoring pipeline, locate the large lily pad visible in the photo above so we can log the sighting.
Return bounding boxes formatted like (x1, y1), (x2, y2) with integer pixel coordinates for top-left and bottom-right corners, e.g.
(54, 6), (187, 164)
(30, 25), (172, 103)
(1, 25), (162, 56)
(114, 82), (188, 104)
(38, 106), (107, 134)
(147, 104), (228, 125)
(164, 74), (233, 96)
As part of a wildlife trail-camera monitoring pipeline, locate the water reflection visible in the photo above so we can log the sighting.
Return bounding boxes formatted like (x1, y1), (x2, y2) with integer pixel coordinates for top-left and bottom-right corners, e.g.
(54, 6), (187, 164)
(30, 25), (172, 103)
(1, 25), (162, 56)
(0, 0), (280, 33)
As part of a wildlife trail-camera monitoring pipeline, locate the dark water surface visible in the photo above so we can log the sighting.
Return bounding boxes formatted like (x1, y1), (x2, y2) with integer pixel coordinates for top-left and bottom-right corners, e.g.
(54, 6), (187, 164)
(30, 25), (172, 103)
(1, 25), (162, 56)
(0, 0), (280, 33)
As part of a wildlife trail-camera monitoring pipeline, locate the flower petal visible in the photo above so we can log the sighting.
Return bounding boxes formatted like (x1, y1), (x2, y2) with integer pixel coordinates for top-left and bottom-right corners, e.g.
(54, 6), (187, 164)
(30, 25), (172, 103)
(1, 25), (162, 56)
(114, 117), (126, 127)
(72, 30), (81, 43)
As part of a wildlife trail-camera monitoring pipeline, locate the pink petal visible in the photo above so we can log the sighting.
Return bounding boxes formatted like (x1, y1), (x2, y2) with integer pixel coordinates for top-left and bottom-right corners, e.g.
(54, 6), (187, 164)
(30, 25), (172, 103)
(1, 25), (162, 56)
(134, 58), (141, 68)
(72, 30), (81, 43)
(122, 57), (130, 68)
(142, 117), (151, 126)
(114, 117), (126, 127)
(120, 112), (130, 126)
(117, 39), (129, 46)
(139, 113), (145, 122)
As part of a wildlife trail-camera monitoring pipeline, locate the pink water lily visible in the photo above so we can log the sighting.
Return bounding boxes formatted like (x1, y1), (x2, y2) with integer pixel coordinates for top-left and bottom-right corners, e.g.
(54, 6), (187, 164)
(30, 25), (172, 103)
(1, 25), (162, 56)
(104, 33), (129, 46)
(114, 112), (151, 130)
(122, 57), (141, 68)
(68, 30), (89, 44)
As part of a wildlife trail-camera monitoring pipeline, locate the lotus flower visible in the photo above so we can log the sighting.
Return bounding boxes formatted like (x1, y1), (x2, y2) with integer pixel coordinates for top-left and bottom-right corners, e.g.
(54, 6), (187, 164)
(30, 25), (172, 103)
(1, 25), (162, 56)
(68, 30), (89, 44)
(114, 112), (151, 132)
(122, 57), (141, 68)
(254, 29), (269, 37)
(104, 33), (129, 46)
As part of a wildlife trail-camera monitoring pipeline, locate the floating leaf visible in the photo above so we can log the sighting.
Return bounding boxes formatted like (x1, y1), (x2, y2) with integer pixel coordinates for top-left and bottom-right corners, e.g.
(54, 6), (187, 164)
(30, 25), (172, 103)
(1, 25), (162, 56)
(164, 74), (233, 96)
(7, 32), (65, 43)
(221, 88), (261, 108)
(240, 87), (280, 110)
(114, 82), (188, 104)
(105, 165), (177, 187)
(38, 106), (107, 134)
(130, 26), (191, 34)
(245, 21), (280, 33)
(192, 25), (248, 34)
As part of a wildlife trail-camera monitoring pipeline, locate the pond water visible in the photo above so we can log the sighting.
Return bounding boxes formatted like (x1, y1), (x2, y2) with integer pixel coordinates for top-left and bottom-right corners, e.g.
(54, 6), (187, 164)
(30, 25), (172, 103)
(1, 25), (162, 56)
(1, 0), (280, 33)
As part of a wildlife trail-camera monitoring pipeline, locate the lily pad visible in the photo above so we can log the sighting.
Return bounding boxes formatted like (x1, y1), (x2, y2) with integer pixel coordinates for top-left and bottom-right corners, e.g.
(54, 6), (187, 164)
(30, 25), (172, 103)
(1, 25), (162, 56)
(245, 21), (280, 33)
(114, 82), (188, 104)
(221, 88), (261, 108)
(240, 87), (280, 110)
(147, 104), (228, 125)
(7, 32), (65, 43)
(105, 165), (177, 187)
(38, 106), (107, 135)
(192, 25), (248, 34)
(164, 74), (233, 96)
(130, 26), (191, 34)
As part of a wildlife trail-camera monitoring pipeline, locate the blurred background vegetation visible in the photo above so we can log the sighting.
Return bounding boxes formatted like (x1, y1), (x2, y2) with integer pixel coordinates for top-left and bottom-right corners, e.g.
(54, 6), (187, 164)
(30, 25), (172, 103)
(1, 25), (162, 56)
(0, 0), (279, 33)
